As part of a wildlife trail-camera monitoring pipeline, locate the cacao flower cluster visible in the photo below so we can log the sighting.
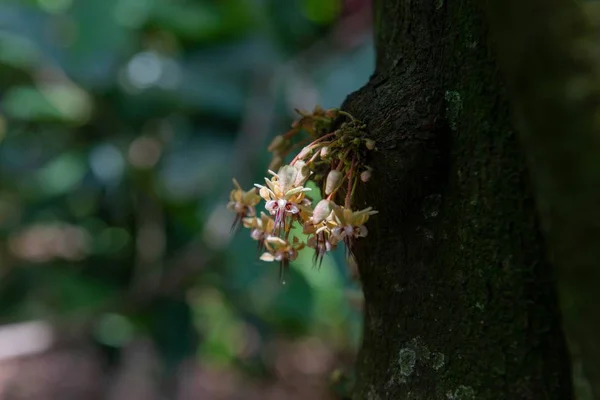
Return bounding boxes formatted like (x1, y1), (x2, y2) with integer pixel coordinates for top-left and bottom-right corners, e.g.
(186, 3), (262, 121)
(228, 106), (377, 282)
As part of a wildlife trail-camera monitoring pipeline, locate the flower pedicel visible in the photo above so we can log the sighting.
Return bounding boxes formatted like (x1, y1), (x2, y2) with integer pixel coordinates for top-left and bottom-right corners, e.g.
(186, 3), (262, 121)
(228, 106), (378, 283)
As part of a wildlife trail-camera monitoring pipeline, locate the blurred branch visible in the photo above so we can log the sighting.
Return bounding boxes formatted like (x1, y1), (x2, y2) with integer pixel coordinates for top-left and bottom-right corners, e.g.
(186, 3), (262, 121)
(128, 189), (166, 300)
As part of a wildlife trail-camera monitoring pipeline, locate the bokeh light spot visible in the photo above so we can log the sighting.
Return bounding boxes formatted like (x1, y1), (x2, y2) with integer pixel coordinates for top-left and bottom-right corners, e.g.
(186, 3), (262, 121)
(37, 0), (73, 14)
(95, 313), (134, 347)
(128, 136), (162, 168)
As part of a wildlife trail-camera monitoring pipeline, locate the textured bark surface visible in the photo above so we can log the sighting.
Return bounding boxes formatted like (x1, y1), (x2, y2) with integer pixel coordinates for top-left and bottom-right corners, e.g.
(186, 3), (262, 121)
(342, 0), (574, 398)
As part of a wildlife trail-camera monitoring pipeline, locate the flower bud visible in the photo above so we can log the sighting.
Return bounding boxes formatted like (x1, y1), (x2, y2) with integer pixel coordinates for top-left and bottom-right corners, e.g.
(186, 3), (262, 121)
(365, 139), (376, 150)
(325, 170), (343, 195)
(296, 146), (312, 160)
(312, 199), (333, 224)
(360, 169), (372, 183)
(320, 146), (329, 158)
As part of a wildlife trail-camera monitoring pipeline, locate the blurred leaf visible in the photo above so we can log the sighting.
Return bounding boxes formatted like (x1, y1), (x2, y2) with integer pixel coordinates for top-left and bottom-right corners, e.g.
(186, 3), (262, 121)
(192, 288), (241, 366)
(3, 86), (65, 122)
(33, 266), (119, 315)
(266, 0), (322, 53)
(94, 312), (135, 347)
(264, 268), (314, 336)
(302, 0), (341, 24)
(64, 0), (134, 86)
(150, 0), (254, 42)
(38, 83), (93, 123)
(2, 82), (90, 124)
(112, 0), (153, 29)
(0, 31), (41, 68)
(36, 152), (87, 196)
(0, 268), (31, 320)
(93, 227), (131, 255)
(150, 297), (197, 370)
(37, 0), (73, 14)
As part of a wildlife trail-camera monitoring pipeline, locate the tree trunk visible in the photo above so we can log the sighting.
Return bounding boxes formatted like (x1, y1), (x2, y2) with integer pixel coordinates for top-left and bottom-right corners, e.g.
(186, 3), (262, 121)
(342, 0), (574, 398)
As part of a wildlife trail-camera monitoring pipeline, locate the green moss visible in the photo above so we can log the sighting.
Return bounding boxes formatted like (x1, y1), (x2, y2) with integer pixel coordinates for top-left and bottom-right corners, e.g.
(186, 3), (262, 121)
(444, 91), (462, 131)
(432, 352), (445, 370)
(398, 348), (417, 377)
(446, 385), (475, 400)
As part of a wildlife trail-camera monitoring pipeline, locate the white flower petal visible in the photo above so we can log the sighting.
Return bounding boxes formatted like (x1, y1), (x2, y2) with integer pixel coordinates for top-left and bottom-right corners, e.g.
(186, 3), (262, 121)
(325, 240), (335, 251)
(265, 236), (287, 246)
(315, 225), (329, 234)
(259, 187), (273, 201)
(264, 178), (277, 192)
(260, 253), (275, 262)
(265, 200), (278, 214)
(344, 225), (354, 236)
(358, 225), (368, 237)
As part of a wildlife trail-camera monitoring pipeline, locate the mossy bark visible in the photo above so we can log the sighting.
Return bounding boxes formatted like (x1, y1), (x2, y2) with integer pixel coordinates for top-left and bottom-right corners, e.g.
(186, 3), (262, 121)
(342, 0), (574, 398)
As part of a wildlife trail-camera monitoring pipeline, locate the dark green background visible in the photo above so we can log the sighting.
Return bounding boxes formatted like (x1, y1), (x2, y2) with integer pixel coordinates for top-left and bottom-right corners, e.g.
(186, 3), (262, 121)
(0, 0), (373, 397)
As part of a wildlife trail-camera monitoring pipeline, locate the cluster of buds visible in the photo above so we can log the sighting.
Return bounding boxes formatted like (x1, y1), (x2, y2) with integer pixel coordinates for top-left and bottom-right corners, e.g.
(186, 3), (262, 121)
(228, 106), (378, 283)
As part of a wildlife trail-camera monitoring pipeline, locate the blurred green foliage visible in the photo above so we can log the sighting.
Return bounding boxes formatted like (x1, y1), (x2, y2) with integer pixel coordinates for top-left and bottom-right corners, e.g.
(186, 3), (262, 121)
(0, 0), (373, 396)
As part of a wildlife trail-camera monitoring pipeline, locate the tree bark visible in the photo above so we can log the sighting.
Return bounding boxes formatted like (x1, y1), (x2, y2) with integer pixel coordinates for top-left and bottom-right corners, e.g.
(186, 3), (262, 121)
(342, 0), (575, 398)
